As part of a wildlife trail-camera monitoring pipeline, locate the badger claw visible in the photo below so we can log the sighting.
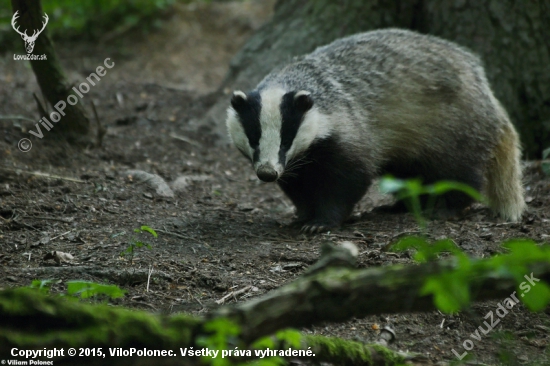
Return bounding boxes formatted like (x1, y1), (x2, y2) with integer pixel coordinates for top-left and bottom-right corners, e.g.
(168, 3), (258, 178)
(300, 224), (329, 234)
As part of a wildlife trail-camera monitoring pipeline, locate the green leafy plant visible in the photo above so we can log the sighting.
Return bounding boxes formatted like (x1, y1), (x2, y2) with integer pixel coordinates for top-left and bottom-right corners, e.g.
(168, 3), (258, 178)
(392, 237), (550, 313)
(379, 176), (485, 228)
(120, 225), (158, 262)
(28, 279), (125, 301)
(197, 318), (242, 366)
(249, 329), (302, 366)
(195, 318), (302, 366)
(67, 281), (126, 300)
(382, 177), (550, 313)
(28, 279), (61, 293)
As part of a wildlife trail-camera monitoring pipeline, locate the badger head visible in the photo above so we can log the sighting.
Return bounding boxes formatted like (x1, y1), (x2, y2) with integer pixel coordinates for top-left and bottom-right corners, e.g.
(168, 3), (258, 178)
(226, 87), (330, 182)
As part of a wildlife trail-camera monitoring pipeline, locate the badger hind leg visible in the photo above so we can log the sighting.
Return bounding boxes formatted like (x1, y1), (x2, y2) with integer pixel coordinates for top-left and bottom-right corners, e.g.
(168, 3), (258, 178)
(485, 123), (525, 221)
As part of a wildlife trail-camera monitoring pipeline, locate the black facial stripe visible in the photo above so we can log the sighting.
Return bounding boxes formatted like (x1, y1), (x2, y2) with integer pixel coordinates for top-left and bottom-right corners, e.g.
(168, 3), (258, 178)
(279, 92), (312, 164)
(234, 91), (262, 149)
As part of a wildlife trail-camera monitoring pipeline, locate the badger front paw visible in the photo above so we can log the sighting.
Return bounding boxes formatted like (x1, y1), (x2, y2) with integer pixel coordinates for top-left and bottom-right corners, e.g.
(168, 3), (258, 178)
(300, 220), (339, 234)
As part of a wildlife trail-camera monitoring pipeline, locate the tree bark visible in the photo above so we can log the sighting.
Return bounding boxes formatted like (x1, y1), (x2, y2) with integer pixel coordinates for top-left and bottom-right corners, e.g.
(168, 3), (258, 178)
(11, 0), (93, 146)
(207, 0), (550, 158)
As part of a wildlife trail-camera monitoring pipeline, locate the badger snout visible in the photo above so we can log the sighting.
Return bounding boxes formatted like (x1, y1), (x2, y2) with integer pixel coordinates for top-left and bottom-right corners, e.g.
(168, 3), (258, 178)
(256, 164), (279, 182)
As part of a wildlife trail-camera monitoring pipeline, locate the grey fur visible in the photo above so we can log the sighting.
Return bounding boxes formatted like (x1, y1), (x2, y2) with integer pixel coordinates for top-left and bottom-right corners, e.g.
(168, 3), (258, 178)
(228, 28), (525, 231)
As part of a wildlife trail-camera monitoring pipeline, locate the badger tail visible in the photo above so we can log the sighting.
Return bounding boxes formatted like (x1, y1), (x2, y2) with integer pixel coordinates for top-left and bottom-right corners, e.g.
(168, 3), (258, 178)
(485, 120), (525, 222)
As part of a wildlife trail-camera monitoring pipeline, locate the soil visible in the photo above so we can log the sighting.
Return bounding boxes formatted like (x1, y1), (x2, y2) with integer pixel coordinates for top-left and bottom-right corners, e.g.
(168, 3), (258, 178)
(1, 2), (550, 365)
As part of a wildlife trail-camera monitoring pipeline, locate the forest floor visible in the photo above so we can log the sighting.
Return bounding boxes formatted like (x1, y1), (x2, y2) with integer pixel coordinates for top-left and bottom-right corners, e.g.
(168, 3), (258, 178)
(1, 1), (550, 365)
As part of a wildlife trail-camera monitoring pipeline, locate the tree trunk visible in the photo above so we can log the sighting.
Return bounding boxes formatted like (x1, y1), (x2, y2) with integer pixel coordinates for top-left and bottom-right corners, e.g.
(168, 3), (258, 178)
(207, 0), (550, 158)
(11, 0), (93, 146)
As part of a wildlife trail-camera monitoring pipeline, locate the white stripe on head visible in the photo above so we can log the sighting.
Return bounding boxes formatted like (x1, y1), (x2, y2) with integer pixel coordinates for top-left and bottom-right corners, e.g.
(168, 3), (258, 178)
(226, 107), (254, 160)
(256, 87), (286, 174)
(285, 106), (332, 163)
(233, 90), (247, 100)
(295, 90), (311, 99)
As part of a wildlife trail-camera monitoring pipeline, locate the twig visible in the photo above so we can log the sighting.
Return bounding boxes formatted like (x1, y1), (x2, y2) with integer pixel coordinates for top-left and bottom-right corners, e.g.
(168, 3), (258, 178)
(0, 115), (36, 122)
(33, 92), (48, 117)
(102, 207), (120, 214)
(169, 133), (202, 148)
(130, 301), (157, 311)
(154, 229), (194, 241)
(158, 227), (211, 248)
(216, 286), (252, 305)
(23, 216), (74, 223)
(91, 100), (106, 147)
(146, 265), (153, 293)
(0, 167), (85, 183)
(50, 230), (72, 241)
(188, 290), (204, 308)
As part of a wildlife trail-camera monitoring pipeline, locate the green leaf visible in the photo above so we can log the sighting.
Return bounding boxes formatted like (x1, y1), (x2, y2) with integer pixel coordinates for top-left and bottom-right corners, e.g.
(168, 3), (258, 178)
(429, 181), (485, 203)
(521, 282), (550, 311)
(392, 237), (463, 263)
(203, 318), (241, 337)
(252, 336), (275, 350)
(67, 281), (126, 299)
(197, 318), (241, 366)
(140, 225), (158, 238)
(133, 241), (152, 250)
(29, 279), (61, 293)
(276, 329), (302, 348)
(391, 236), (429, 252)
(379, 176), (407, 194)
(422, 273), (469, 313)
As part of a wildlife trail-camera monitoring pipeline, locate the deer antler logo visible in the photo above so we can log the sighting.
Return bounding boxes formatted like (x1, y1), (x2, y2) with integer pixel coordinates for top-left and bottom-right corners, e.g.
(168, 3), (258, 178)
(11, 10), (49, 54)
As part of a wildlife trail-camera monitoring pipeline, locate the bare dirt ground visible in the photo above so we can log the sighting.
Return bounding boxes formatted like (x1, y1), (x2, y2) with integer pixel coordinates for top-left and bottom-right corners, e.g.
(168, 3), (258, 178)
(1, 2), (550, 365)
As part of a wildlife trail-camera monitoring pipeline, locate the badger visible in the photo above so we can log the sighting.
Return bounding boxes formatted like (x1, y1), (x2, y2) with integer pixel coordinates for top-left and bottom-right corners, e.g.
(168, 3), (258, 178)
(226, 29), (525, 233)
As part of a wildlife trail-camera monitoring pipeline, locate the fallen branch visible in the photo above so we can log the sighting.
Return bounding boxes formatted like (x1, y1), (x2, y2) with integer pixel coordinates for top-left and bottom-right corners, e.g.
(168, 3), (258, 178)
(0, 115), (36, 122)
(216, 286), (252, 305)
(0, 166), (85, 183)
(3, 244), (550, 365)
(0, 288), (414, 366)
(213, 252), (550, 342)
(9, 266), (173, 284)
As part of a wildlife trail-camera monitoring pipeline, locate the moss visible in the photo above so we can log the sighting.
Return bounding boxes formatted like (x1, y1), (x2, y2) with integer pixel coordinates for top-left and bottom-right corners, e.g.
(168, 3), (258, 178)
(0, 288), (200, 351)
(302, 334), (406, 366)
(1, 289), (418, 365)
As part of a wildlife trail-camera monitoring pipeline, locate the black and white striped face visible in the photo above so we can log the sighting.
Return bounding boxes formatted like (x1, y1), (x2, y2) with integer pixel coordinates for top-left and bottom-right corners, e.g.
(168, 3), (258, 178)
(226, 87), (330, 182)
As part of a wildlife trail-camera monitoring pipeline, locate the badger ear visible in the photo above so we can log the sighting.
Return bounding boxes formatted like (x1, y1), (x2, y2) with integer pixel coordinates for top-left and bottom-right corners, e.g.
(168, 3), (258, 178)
(294, 90), (313, 112)
(231, 91), (248, 111)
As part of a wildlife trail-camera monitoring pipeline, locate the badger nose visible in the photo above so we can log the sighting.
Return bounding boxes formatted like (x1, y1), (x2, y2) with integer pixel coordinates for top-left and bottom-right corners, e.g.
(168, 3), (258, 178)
(257, 165), (278, 182)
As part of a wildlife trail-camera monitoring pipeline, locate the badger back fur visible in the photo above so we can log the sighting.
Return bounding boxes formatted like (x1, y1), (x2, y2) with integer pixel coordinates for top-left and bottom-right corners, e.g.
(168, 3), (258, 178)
(226, 29), (525, 232)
